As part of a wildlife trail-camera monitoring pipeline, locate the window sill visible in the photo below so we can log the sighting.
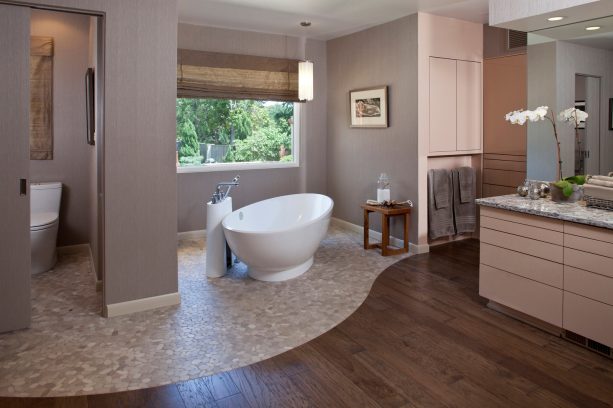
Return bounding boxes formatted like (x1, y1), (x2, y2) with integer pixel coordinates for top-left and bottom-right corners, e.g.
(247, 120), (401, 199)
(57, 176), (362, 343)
(176, 161), (299, 174)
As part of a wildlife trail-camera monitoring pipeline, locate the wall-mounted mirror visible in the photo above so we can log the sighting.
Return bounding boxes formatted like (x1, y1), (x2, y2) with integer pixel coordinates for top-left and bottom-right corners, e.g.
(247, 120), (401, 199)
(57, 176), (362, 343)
(526, 16), (613, 180)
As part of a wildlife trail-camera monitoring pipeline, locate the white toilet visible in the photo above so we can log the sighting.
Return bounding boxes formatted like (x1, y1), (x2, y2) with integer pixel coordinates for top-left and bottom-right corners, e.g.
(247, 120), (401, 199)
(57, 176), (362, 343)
(30, 182), (62, 275)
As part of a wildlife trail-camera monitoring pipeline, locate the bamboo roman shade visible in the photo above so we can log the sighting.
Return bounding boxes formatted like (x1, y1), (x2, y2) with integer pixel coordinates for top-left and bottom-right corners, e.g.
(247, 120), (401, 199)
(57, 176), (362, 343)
(177, 49), (299, 102)
(30, 36), (54, 160)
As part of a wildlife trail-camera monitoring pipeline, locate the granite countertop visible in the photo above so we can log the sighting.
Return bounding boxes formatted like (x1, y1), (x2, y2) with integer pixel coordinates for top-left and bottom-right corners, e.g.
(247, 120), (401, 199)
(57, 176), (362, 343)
(476, 194), (613, 230)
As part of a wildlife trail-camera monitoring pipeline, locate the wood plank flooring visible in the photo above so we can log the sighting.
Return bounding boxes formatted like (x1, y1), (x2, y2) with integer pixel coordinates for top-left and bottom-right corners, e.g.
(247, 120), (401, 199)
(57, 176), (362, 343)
(3, 239), (613, 407)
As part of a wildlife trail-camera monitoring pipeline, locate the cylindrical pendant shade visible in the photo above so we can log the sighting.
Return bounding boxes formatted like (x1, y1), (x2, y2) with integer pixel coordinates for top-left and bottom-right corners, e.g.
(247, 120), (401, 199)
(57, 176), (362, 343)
(298, 60), (313, 101)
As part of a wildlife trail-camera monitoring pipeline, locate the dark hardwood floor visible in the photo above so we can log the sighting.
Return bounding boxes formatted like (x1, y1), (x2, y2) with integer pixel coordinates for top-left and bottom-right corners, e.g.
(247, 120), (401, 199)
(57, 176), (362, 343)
(3, 239), (613, 407)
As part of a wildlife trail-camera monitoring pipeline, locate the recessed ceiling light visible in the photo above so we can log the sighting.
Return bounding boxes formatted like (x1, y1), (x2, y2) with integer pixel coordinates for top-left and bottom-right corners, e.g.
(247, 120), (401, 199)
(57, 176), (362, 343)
(547, 16), (564, 21)
(586, 26), (601, 31)
(300, 21), (311, 27)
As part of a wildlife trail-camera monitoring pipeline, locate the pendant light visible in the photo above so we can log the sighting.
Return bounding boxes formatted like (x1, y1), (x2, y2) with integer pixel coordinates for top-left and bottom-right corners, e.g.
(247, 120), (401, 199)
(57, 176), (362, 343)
(298, 60), (313, 101)
(298, 22), (314, 101)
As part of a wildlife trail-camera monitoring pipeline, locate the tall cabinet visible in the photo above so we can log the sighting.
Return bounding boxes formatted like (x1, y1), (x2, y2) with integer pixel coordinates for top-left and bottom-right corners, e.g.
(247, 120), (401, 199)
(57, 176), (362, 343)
(416, 13), (484, 246)
(429, 57), (482, 154)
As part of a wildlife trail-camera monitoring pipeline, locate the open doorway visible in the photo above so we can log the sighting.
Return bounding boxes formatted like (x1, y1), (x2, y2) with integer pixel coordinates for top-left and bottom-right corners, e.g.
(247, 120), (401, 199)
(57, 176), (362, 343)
(28, 8), (105, 316)
(0, 3), (105, 333)
(574, 74), (601, 175)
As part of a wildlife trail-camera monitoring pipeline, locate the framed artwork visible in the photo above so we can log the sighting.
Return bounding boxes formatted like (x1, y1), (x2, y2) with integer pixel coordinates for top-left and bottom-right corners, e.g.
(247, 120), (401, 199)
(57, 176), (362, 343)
(350, 86), (388, 128)
(609, 98), (613, 130)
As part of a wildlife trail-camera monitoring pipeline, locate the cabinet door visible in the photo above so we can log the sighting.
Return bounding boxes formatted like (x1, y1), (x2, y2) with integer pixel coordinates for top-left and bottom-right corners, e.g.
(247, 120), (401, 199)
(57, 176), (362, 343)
(457, 60), (481, 151)
(0, 4), (31, 332)
(429, 57), (457, 153)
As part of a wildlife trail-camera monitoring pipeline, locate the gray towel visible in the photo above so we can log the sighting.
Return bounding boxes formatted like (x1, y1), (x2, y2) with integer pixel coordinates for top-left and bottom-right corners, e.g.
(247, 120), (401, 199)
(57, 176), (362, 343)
(452, 168), (476, 234)
(432, 168), (450, 209)
(428, 169), (455, 239)
(458, 166), (474, 203)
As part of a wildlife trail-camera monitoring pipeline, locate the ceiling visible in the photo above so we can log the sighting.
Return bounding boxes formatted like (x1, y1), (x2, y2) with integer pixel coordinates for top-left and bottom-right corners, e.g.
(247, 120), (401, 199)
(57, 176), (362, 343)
(177, 0), (490, 40)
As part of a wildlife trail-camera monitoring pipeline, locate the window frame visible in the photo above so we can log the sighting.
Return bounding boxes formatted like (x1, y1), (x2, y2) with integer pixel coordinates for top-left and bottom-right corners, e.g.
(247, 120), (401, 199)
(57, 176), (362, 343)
(176, 100), (300, 174)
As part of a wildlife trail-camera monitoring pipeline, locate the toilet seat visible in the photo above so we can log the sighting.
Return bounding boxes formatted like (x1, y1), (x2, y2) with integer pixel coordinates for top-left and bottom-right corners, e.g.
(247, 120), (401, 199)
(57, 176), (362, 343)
(31, 211), (59, 231)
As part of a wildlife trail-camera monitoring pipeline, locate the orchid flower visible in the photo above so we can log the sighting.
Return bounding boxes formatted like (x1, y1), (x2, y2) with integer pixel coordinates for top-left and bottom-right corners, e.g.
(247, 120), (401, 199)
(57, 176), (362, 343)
(503, 106), (589, 182)
(558, 107), (588, 126)
(504, 106), (548, 125)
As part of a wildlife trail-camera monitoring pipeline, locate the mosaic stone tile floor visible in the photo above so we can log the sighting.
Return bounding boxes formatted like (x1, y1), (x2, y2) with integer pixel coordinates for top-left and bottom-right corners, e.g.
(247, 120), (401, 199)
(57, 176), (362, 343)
(0, 223), (410, 397)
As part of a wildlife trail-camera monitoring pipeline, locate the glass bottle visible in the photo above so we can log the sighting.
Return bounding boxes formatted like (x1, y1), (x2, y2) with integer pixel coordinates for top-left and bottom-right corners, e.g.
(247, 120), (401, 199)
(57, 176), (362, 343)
(528, 181), (541, 200)
(377, 173), (391, 203)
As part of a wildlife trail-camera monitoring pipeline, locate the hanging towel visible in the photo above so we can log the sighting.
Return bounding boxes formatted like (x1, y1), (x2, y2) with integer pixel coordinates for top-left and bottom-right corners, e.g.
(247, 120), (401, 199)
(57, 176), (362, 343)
(458, 166), (475, 203)
(428, 169), (455, 239)
(452, 167), (476, 234)
(432, 168), (450, 209)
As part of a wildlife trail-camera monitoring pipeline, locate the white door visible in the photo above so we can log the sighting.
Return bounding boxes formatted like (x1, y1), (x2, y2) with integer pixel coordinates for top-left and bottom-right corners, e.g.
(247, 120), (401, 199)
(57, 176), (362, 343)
(584, 76), (600, 175)
(457, 60), (482, 151)
(429, 57), (457, 153)
(0, 4), (31, 332)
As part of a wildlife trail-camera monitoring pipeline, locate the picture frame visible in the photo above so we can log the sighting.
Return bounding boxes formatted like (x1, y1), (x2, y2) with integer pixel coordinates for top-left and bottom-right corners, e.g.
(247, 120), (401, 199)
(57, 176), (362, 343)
(609, 98), (613, 131)
(350, 86), (388, 128)
(85, 68), (95, 145)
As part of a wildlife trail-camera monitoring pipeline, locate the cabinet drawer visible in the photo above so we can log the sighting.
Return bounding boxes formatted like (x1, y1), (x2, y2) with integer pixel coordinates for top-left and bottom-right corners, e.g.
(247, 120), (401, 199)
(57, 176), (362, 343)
(564, 222), (613, 244)
(481, 243), (562, 288)
(480, 207), (563, 231)
(564, 292), (613, 348)
(480, 264), (562, 326)
(565, 266), (613, 306)
(483, 159), (526, 172)
(564, 233), (613, 259)
(564, 248), (613, 279)
(483, 169), (525, 188)
(480, 227), (562, 263)
(481, 215), (563, 245)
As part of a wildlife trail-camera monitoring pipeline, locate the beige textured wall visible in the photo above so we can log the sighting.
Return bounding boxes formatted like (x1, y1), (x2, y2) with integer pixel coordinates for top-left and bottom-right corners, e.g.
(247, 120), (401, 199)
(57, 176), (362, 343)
(30, 10), (92, 247)
(21, 0), (179, 307)
(176, 24), (327, 233)
(326, 15), (419, 240)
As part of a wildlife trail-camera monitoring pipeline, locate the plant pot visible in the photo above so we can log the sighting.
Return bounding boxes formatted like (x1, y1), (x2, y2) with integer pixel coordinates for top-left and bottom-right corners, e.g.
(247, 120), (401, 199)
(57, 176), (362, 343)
(549, 182), (583, 203)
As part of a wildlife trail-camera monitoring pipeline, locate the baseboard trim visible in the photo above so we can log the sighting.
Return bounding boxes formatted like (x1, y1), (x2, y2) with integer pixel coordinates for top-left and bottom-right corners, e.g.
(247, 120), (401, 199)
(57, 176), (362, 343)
(86, 244), (103, 292)
(105, 292), (181, 318)
(56, 243), (90, 254)
(177, 229), (206, 240)
(331, 217), (429, 254)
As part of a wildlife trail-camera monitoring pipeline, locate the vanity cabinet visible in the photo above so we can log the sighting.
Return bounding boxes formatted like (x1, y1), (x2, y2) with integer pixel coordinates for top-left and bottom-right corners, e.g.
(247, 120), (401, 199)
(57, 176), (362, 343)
(478, 205), (613, 349)
(429, 57), (482, 154)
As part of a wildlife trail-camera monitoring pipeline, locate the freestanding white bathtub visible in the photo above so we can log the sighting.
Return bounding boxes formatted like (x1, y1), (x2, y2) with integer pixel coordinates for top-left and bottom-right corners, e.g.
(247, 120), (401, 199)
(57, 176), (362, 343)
(222, 194), (333, 281)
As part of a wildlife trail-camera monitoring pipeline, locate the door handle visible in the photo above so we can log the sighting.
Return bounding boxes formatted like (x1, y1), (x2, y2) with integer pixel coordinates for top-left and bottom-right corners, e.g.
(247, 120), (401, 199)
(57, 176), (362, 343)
(19, 178), (27, 196)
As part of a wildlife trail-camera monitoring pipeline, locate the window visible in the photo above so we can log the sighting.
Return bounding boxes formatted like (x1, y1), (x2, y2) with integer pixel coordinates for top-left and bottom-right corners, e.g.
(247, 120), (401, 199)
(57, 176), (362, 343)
(176, 98), (297, 171)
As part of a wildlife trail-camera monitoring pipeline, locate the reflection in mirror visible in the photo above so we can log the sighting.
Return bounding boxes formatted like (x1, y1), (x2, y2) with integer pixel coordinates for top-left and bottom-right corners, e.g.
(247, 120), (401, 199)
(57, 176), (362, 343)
(526, 16), (613, 181)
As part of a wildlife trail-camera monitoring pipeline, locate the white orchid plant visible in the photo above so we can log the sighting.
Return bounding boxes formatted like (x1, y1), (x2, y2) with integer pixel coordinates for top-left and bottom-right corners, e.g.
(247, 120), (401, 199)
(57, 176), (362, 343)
(505, 106), (588, 196)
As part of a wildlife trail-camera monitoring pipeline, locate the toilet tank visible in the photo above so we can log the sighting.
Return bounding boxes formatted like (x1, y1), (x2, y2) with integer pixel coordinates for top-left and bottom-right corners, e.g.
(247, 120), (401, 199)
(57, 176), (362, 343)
(30, 182), (62, 214)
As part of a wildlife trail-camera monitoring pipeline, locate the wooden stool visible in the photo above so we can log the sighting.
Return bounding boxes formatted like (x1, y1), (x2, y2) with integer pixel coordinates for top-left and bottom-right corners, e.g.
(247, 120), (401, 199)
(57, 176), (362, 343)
(361, 203), (411, 256)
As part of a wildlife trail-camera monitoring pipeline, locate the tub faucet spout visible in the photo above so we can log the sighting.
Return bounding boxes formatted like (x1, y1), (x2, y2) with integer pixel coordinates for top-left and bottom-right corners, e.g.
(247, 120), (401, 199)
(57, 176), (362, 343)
(211, 175), (240, 204)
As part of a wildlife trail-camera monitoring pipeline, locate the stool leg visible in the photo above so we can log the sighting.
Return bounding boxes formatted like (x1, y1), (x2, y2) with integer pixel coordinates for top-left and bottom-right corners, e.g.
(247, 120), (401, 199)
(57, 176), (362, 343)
(382, 213), (390, 256)
(363, 209), (369, 249)
(403, 212), (409, 253)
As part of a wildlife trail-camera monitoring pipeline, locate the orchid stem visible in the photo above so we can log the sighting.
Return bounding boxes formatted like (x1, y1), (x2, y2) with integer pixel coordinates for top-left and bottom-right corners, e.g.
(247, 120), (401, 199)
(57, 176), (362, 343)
(545, 112), (563, 180)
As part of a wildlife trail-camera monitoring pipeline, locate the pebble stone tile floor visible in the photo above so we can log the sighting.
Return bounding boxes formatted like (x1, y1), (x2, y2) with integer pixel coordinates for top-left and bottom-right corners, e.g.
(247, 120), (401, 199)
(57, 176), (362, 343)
(0, 223), (410, 397)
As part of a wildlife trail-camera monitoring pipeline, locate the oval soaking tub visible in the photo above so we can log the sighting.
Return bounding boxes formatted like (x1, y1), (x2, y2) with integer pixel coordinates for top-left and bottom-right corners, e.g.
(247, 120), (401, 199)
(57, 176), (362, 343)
(222, 194), (333, 281)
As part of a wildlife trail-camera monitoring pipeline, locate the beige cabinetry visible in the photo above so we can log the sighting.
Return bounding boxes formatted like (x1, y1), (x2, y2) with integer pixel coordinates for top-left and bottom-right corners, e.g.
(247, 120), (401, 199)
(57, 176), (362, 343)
(482, 55), (527, 197)
(479, 206), (613, 347)
(429, 57), (482, 154)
